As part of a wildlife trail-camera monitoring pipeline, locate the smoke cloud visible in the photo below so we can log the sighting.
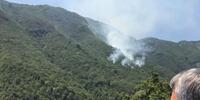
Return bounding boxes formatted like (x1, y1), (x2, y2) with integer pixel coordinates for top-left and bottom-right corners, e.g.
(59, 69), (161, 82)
(8, 0), (200, 41)
(106, 30), (147, 67)
(64, 0), (200, 66)
(7, 0), (200, 66)
(62, 0), (200, 41)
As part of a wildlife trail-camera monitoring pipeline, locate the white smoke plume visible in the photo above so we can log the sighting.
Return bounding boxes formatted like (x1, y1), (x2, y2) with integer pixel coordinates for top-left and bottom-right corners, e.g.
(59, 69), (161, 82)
(62, 0), (200, 66)
(8, 0), (200, 66)
(87, 20), (148, 67)
(106, 30), (148, 67)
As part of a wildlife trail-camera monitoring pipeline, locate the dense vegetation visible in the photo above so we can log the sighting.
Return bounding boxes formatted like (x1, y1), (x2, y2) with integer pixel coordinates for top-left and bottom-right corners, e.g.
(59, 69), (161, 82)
(0, 0), (200, 99)
(131, 72), (171, 100)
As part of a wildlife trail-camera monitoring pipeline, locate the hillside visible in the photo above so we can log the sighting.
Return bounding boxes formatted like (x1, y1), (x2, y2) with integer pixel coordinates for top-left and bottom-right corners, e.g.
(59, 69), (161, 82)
(0, 1), (150, 99)
(87, 17), (200, 76)
(0, 0), (200, 99)
(143, 38), (200, 73)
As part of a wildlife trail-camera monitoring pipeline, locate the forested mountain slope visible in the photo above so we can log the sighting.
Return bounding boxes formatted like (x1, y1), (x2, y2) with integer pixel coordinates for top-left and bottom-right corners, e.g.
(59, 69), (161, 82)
(143, 38), (200, 73)
(0, 0), (200, 99)
(0, 1), (149, 99)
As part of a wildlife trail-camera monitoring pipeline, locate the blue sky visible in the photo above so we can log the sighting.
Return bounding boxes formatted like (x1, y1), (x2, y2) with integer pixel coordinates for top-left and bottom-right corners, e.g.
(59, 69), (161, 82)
(7, 0), (200, 41)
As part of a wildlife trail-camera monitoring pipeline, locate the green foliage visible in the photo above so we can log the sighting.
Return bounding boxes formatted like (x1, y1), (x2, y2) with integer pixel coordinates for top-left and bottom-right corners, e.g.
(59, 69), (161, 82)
(0, 0), (199, 99)
(144, 38), (200, 73)
(0, 1), (150, 99)
(131, 72), (171, 100)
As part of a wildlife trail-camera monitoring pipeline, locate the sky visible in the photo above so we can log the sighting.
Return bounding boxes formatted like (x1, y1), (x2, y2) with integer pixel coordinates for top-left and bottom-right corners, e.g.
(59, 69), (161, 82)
(6, 0), (200, 42)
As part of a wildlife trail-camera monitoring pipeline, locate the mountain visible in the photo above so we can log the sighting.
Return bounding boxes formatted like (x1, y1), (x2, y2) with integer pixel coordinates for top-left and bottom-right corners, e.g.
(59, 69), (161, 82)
(0, 0), (200, 99)
(87, 18), (200, 75)
(143, 38), (200, 73)
(0, 1), (150, 99)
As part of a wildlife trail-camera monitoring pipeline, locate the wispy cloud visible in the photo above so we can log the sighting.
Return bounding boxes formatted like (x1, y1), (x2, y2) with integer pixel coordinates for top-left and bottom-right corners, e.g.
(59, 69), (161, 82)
(66, 0), (200, 41)
(7, 0), (200, 41)
(6, 0), (200, 66)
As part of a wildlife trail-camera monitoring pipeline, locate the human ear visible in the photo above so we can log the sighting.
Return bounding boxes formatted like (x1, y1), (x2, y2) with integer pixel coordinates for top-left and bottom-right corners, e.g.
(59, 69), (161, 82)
(171, 91), (177, 100)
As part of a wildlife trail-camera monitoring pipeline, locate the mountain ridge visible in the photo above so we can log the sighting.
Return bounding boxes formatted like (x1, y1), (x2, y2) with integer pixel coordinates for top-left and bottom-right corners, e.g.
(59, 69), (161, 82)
(0, 0), (200, 99)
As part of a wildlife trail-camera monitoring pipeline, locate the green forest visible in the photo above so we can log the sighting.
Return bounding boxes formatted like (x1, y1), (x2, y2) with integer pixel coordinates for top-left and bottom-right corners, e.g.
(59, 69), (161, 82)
(0, 0), (200, 99)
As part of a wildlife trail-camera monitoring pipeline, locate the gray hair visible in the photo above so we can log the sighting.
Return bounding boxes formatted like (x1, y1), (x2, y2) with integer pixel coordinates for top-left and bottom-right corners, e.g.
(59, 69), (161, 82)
(170, 68), (200, 100)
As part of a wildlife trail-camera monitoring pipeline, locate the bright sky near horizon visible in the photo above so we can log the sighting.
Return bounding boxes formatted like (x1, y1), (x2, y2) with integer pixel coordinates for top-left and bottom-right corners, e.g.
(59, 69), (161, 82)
(6, 0), (200, 42)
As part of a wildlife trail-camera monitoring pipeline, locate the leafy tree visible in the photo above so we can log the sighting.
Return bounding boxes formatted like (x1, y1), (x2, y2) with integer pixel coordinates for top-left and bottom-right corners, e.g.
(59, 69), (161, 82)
(131, 72), (171, 100)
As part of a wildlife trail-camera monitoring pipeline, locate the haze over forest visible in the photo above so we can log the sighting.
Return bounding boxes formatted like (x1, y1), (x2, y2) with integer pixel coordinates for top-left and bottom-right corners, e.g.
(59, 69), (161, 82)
(8, 0), (200, 41)
(0, 0), (200, 99)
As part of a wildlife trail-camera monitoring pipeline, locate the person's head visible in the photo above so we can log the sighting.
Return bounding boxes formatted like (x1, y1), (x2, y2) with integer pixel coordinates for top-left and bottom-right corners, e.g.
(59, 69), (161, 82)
(170, 68), (200, 100)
